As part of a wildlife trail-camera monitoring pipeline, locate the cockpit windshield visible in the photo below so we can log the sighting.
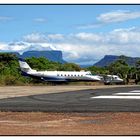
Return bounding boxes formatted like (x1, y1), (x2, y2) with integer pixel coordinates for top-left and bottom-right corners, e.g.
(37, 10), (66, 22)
(86, 73), (92, 75)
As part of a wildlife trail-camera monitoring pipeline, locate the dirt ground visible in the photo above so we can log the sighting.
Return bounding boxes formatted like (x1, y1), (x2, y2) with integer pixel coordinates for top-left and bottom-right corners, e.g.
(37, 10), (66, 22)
(0, 85), (140, 135)
(0, 112), (140, 135)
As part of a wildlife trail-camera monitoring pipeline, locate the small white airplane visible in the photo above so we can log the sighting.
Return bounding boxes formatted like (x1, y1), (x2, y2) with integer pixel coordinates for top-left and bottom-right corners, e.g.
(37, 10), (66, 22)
(18, 58), (101, 82)
(102, 75), (124, 85)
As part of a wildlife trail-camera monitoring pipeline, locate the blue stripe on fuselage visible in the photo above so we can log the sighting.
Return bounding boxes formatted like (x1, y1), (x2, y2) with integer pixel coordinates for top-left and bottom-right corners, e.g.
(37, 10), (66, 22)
(21, 71), (30, 77)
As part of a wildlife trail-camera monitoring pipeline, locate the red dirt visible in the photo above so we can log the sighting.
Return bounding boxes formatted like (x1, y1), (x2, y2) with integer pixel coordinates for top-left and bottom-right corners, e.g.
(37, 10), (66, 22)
(0, 112), (140, 135)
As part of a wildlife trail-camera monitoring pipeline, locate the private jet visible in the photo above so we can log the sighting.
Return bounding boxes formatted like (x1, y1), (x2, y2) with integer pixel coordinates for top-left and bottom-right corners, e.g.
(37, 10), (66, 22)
(102, 75), (124, 85)
(18, 58), (101, 82)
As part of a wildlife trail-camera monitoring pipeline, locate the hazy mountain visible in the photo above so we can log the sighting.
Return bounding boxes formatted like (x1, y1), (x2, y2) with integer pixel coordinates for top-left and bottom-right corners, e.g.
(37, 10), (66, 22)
(22, 50), (66, 64)
(0, 51), (20, 57)
(0, 50), (66, 64)
(1, 41), (67, 63)
(94, 55), (140, 67)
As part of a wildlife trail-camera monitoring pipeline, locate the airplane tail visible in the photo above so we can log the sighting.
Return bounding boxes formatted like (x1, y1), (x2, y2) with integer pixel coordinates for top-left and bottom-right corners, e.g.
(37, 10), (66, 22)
(18, 58), (32, 73)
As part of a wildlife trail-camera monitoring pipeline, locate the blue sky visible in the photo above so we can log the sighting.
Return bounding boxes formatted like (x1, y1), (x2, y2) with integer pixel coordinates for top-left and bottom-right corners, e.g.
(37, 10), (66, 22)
(0, 5), (140, 41)
(1, 5), (140, 65)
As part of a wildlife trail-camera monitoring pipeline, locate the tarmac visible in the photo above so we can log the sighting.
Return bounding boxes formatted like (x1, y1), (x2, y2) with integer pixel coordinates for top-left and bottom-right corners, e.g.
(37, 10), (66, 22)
(0, 85), (140, 112)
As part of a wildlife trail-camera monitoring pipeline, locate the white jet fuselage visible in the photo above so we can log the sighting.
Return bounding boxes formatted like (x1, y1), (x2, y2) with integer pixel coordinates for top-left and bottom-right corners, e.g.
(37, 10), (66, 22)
(26, 70), (101, 82)
(19, 58), (101, 82)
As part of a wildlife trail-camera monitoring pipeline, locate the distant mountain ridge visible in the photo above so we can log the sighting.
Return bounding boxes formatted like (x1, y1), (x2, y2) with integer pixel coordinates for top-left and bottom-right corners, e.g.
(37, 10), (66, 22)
(3, 50), (66, 64)
(22, 50), (66, 63)
(94, 55), (140, 67)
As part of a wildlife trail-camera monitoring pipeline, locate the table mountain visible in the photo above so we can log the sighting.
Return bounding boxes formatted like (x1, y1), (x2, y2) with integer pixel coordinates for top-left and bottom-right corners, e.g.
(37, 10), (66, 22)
(94, 55), (140, 67)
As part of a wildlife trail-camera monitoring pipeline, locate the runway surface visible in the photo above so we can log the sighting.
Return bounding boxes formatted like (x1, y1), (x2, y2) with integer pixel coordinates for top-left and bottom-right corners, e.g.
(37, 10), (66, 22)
(0, 86), (140, 112)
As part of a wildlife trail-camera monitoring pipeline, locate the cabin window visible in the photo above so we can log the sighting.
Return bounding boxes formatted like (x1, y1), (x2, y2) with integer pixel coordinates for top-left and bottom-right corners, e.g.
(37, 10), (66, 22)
(86, 73), (92, 75)
(61, 74), (63, 76)
(57, 74), (59, 76)
(71, 75), (73, 77)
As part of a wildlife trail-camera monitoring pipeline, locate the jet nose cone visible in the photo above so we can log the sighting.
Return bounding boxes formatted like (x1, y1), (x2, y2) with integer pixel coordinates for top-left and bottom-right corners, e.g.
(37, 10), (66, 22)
(93, 76), (101, 81)
(120, 79), (124, 82)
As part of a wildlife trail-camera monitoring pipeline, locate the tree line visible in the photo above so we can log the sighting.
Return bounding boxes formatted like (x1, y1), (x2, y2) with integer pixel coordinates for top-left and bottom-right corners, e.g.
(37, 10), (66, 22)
(0, 53), (140, 85)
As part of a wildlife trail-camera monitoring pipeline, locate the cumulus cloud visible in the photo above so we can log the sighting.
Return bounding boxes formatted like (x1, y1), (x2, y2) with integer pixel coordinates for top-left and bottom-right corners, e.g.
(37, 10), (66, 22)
(73, 32), (103, 42)
(77, 10), (140, 29)
(108, 27), (140, 44)
(48, 27), (140, 64)
(23, 33), (48, 43)
(0, 40), (56, 55)
(0, 42), (8, 50)
(0, 42), (29, 53)
(1, 27), (140, 65)
(47, 34), (64, 40)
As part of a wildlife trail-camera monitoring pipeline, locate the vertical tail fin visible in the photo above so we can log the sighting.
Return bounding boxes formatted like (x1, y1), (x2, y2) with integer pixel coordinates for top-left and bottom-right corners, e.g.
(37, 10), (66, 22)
(18, 58), (32, 72)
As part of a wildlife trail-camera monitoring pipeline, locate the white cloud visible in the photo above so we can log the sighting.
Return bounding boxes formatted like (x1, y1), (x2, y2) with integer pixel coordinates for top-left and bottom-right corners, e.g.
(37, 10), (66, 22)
(77, 23), (102, 29)
(74, 32), (103, 42)
(97, 10), (140, 23)
(47, 34), (64, 40)
(23, 33), (48, 43)
(1, 27), (140, 65)
(34, 18), (47, 23)
(0, 16), (13, 22)
(0, 42), (8, 50)
(46, 28), (140, 64)
(0, 42), (27, 54)
(77, 10), (140, 29)
(0, 41), (56, 55)
(108, 27), (140, 44)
